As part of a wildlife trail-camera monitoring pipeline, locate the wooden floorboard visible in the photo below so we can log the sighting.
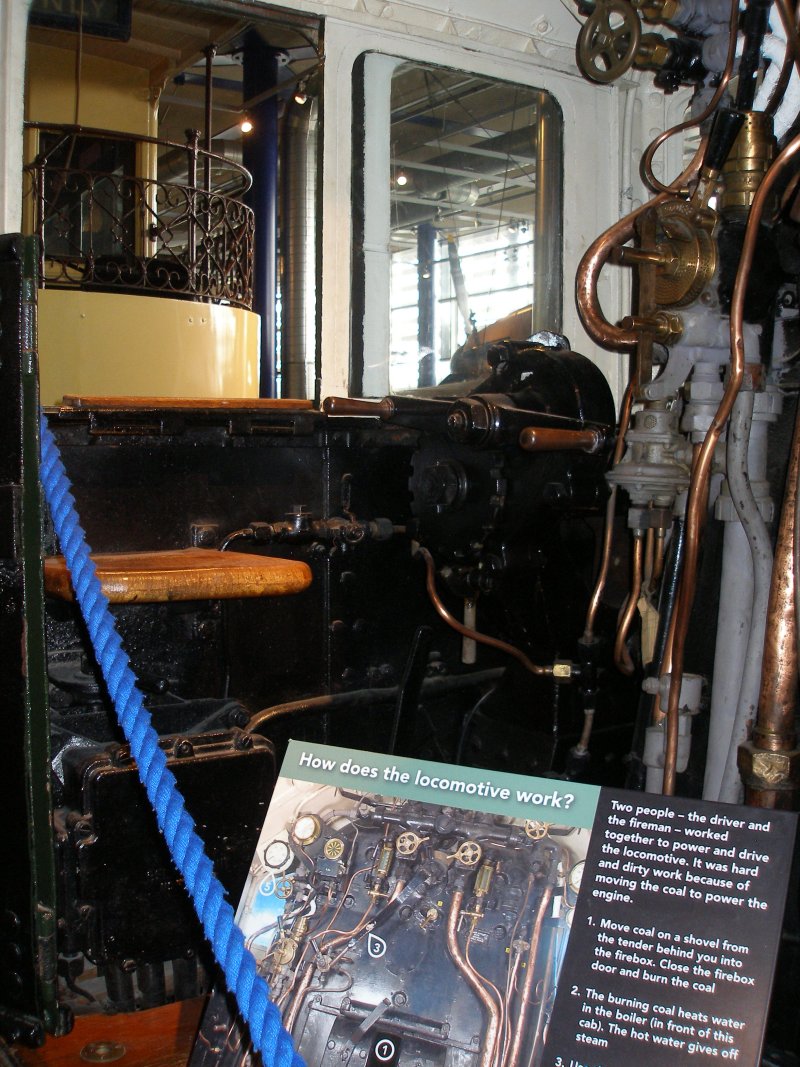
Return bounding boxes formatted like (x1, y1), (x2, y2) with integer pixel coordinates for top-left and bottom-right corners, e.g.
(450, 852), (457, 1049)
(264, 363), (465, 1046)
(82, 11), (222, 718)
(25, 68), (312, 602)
(14, 998), (206, 1067)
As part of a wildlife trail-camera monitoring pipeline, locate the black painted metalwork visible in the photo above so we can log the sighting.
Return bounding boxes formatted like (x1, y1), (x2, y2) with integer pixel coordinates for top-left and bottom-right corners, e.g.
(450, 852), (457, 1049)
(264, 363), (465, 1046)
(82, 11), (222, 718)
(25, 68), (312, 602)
(0, 236), (59, 1043)
(24, 123), (255, 309)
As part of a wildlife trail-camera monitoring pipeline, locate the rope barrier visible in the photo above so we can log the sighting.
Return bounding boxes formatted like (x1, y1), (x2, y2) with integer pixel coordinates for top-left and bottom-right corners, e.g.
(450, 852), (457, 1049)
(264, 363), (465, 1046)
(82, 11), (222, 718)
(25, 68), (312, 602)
(39, 413), (304, 1067)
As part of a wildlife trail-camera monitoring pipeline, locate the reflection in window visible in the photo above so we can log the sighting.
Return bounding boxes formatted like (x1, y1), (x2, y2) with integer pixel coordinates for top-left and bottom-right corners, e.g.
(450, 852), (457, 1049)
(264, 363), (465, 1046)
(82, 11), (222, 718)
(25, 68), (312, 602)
(386, 64), (563, 393)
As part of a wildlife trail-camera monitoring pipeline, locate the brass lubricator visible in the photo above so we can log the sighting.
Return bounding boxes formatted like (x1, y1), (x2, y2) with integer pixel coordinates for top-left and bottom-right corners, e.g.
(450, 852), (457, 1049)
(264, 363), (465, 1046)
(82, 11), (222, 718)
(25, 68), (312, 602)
(271, 917), (308, 969)
(720, 112), (776, 219)
(461, 862), (497, 926)
(613, 195), (717, 369)
(617, 200), (717, 309)
(368, 836), (395, 898)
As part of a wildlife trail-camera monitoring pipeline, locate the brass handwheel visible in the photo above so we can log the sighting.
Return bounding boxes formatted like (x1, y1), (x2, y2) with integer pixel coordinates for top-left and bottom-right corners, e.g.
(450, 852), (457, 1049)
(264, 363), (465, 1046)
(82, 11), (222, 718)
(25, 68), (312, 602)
(577, 1), (642, 84)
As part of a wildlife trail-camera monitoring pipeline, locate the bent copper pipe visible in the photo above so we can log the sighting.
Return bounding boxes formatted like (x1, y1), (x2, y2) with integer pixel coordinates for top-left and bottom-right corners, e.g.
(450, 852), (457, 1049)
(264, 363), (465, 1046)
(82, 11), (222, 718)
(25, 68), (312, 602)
(583, 381), (636, 641)
(576, 146), (705, 353)
(640, 0), (738, 195)
(614, 533), (644, 676)
(417, 546), (553, 677)
(284, 961), (315, 1034)
(503, 883), (553, 1067)
(446, 890), (501, 1067)
(662, 130), (800, 795)
(576, 197), (669, 352)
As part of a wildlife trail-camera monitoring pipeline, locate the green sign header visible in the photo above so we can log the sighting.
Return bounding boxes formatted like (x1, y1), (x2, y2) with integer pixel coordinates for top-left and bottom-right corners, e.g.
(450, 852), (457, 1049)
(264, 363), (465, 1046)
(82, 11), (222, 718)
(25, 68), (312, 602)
(281, 740), (600, 828)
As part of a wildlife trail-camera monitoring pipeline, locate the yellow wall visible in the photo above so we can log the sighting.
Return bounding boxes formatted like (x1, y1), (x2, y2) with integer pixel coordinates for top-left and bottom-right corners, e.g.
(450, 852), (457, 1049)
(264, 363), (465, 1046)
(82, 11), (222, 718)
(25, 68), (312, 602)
(38, 289), (260, 403)
(26, 43), (153, 134)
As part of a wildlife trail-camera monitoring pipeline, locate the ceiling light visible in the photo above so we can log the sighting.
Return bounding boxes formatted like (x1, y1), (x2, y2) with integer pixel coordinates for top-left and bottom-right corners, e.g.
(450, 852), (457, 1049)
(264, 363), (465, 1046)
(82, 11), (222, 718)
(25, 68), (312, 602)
(293, 80), (309, 106)
(395, 172), (409, 187)
(240, 115), (253, 134)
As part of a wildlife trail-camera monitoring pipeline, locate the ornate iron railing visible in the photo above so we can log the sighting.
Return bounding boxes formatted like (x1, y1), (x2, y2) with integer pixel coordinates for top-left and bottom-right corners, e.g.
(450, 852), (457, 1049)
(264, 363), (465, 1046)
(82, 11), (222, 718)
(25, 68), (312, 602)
(24, 123), (255, 310)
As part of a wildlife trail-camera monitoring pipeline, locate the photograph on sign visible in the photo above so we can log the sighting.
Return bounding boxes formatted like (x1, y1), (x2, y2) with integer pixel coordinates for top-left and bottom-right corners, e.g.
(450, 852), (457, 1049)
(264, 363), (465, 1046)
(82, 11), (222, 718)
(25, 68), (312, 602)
(191, 768), (590, 1067)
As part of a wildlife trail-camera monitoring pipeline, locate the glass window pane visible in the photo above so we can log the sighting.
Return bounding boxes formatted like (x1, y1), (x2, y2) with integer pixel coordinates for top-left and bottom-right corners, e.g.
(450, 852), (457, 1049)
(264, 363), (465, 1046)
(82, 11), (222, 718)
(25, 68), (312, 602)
(386, 63), (562, 393)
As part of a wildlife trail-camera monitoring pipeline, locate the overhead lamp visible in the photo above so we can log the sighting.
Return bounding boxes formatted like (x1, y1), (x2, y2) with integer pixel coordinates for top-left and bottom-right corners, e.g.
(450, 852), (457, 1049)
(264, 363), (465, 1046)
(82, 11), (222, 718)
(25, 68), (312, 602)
(395, 171), (409, 187)
(239, 114), (254, 134)
(293, 80), (309, 106)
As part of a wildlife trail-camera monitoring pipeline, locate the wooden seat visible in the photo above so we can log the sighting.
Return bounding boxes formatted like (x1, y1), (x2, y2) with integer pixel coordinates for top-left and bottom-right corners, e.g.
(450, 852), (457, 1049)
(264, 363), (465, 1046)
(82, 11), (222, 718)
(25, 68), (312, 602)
(44, 548), (312, 604)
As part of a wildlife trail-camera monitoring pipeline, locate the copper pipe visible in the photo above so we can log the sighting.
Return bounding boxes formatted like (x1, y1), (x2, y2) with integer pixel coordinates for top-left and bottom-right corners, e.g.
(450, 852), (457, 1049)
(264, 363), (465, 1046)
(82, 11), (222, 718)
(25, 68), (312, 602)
(575, 144), (705, 352)
(503, 884), (552, 1067)
(614, 533), (644, 676)
(651, 599), (677, 726)
(652, 527), (666, 584)
(662, 131), (800, 795)
(465, 934), (505, 1067)
(643, 526), (655, 591)
(775, 0), (800, 81)
(285, 892), (377, 1027)
(446, 890), (501, 1067)
(576, 193), (671, 351)
(640, 0), (739, 195)
(765, 36), (794, 117)
(416, 547), (552, 677)
(284, 961), (315, 1034)
(583, 381), (636, 641)
(754, 402), (800, 753)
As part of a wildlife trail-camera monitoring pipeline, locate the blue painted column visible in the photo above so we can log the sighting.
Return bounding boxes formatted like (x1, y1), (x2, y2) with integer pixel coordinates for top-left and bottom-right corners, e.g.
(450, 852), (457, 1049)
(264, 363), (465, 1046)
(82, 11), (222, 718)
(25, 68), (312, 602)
(242, 33), (280, 397)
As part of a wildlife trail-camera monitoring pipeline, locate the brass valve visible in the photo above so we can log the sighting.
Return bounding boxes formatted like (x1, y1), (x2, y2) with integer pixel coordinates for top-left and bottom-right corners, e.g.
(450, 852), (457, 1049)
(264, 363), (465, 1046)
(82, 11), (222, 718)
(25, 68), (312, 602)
(635, 33), (672, 70)
(720, 112), (776, 219)
(577, 1), (676, 84)
(633, 0), (680, 22)
(620, 312), (683, 345)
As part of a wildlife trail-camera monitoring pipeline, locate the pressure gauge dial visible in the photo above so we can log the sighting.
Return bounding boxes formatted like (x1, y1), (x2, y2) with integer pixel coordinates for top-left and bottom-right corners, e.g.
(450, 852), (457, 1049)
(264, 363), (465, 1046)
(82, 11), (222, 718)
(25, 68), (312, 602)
(263, 838), (292, 872)
(292, 813), (322, 846)
(567, 860), (585, 904)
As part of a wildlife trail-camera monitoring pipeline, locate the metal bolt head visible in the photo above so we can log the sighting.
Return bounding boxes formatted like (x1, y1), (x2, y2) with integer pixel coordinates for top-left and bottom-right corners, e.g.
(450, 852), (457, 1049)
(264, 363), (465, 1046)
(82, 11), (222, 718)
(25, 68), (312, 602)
(190, 523), (219, 548)
(80, 1041), (126, 1063)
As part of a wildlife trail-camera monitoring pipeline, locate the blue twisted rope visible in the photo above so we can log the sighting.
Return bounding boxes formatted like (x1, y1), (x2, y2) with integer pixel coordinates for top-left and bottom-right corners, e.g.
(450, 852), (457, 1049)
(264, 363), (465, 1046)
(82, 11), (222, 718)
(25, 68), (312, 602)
(39, 413), (304, 1067)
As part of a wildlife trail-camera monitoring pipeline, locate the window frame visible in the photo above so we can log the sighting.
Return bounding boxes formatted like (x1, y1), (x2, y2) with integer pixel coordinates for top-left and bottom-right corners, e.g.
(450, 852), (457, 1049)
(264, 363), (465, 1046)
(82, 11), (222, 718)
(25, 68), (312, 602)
(318, 17), (628, 402)
(352, 55), (565, 396)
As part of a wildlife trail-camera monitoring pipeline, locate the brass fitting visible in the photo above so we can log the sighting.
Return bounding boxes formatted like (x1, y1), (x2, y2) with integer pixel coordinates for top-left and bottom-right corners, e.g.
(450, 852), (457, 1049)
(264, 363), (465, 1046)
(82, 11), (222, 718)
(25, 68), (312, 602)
(635, 33), (671, 69)
(720, 112), (776, 219)
(369, 838), (395, 897)
(620, 311), (683, 345)
(649, 199), (717, 307)
(474, 862), (495, 899)
(634, 0), (680, 22)
(737, 741), (800, 793)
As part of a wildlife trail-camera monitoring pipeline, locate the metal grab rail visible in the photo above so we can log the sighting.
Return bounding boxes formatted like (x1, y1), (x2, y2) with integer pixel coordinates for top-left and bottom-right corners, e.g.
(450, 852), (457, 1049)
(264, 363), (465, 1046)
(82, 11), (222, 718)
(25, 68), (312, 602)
(24, 122), (255, 309)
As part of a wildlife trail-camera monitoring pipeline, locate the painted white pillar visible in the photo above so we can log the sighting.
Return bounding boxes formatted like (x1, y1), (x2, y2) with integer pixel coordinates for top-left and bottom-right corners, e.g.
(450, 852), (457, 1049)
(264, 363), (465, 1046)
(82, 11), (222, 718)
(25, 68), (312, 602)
(0, 0), (30, 234)
(360, 53), (403, 398)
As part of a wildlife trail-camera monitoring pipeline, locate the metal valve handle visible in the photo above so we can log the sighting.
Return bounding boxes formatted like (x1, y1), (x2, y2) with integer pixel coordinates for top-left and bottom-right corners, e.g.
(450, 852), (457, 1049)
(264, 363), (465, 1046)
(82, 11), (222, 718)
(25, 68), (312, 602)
(577, 0), (642, 84)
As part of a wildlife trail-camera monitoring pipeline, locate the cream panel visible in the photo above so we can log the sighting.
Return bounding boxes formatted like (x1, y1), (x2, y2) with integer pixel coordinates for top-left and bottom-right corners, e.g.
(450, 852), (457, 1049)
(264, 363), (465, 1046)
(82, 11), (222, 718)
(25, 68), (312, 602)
(38, 290), (260, 404)
(26, 43), (151, 134)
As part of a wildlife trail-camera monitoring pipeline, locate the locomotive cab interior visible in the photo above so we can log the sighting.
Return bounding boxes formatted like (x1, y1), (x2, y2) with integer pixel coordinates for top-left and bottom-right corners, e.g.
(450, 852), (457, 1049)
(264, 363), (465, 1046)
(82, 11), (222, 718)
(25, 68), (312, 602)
(1, 0), (800, 1065)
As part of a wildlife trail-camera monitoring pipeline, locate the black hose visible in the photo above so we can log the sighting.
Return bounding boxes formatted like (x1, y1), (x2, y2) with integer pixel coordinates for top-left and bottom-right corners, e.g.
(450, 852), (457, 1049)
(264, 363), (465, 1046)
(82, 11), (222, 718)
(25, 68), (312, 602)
(651, 516), (686, 674)
(244, 668), (505, 734)
(454, 685), (499, 765)
(735, 0), (772, 112)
